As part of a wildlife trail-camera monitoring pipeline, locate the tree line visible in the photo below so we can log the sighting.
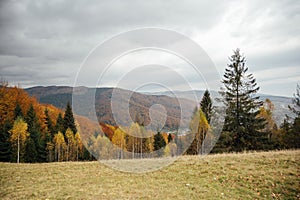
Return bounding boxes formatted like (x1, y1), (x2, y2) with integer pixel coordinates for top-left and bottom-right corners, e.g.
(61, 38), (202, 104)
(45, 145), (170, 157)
(94, 49), (298, 156)
(0, 85), (92, 163)
(188, 49), (299, 154)
(94, 49), (299, 157)
(0, 49), (299, 162)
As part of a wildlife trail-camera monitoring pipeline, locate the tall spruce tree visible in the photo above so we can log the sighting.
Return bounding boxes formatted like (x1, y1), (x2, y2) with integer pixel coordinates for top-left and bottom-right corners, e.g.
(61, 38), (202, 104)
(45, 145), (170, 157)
(44, 108), (54, 138)
(288, 84), (300, 116)
(200, 90), (212, 123)
(217, 49), (266, 152)
(14, 102), (23, 120)
(63, 102), (77, 135)
(55, 113), (64, 134)
(25, 104), (46, 162)
(0, 119), (12, 162)
(285, 84), (300, 148)
(153, 131), (166, 156)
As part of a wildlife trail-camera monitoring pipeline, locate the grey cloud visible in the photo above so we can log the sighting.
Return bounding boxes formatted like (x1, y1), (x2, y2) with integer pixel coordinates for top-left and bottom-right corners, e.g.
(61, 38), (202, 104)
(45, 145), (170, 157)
(0, 0), (299, 96)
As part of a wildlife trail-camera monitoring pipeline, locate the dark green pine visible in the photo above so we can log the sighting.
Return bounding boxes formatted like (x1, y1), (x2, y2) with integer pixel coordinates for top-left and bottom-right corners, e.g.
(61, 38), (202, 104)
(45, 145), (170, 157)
(44, 108), (54, 139)
(0, 120), (12, 162)
(55, 113), (64, 134)
(25, 104), (46, 162)
(215, 49), (267, 152)
(13, 102), (23, 120)
(63, 102), (77, 135)
(200, 89), (212, 123)
(153, 132), (166, 156)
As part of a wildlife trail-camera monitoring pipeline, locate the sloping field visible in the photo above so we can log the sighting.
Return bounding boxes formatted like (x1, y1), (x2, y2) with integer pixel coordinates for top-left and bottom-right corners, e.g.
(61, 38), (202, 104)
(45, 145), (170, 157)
(0, 150), (299, 199)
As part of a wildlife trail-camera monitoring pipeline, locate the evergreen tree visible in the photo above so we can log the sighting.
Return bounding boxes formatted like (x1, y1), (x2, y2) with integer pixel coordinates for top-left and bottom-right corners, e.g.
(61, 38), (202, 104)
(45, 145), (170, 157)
(25, 104), (46, 162)
(55, 113), (64, 134)
(167, 133), (172, 143)
(216, 49), (266, 152)
(200, 90), (212, 123)
(153, 131), (166, 156)
(63, 102), (77, 135)
(0, 120), (12, 162)
(288, 84), (300, 116)
(285, 84), (300, 148)
(44, 108), (54, 138)
(280, 118), (292, 149)
(24, 138), (37, 163)
(14, 102), (23, 120)
(287, 116), (300, 148)
(82, 147), (94, 161)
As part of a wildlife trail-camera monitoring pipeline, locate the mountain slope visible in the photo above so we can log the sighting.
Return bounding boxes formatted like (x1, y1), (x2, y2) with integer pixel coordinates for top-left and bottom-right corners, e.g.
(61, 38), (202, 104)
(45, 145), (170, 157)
(146, 90), (294, 125)
(26, 86), (293, 127)
(26, 86), (196, 130)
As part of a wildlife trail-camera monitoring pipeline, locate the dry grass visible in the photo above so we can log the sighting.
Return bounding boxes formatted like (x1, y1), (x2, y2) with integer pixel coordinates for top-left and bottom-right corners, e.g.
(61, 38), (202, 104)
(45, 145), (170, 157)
(0, 150), (299, 199)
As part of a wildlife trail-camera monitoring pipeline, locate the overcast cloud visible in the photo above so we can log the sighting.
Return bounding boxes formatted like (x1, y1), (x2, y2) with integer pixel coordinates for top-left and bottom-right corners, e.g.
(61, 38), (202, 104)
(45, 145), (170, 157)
(0, 0), (299, 96)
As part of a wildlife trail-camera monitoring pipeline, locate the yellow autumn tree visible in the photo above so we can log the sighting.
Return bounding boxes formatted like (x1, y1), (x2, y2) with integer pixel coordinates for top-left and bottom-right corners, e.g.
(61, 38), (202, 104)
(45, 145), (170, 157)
(74, 132), (83, 161)
(163, 144), (170, 157)
(65, 128), (75, 161)
(9, 117), (29, 163)
(127, 122), (141, 159)
(112, 128), (126, 159)
(46, 141), (55, 162)
(54, 132), (66, 162)
(259, 99), (276, 133)
(93, 135), (113, 160)
(187, 109), (210, 155)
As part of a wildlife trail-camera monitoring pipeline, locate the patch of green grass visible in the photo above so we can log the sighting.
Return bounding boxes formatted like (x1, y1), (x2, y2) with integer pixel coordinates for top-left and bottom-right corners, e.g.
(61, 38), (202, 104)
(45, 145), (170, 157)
(0, 150), (299, 199)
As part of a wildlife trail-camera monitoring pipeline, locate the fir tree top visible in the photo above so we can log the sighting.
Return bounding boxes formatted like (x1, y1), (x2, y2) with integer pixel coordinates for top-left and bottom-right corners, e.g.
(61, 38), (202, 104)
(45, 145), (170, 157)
(200, 89), (212, 123)
(63, 102), (77, 134)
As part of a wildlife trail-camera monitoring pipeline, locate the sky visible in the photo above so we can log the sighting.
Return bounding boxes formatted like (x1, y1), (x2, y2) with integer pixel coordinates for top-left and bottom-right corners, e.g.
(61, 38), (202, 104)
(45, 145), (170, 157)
(0, 0), (299, 97)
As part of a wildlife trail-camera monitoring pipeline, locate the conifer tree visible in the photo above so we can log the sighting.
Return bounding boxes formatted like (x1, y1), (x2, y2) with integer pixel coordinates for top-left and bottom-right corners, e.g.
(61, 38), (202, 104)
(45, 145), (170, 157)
(167, 133), (172, 143)
(25, 104), (45, 162)
(14, 102), (23, 120)
(55, 113), (64, 134)
(44, 108), (54, 138)
(63, 102), (77, 135)
(217, 49), (266, 152)
(285, 84), (300, 148)
(153, 131), (166, 156)
(25, 138), (37, 163)
(288, 84), (300, 116)
(0, 120), (12, 162)
(200, 90), (212, 123)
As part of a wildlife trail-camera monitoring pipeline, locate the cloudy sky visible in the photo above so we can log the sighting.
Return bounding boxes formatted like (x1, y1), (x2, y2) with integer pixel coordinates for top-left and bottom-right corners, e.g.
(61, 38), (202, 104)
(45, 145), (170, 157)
(0, 0), (299, 97)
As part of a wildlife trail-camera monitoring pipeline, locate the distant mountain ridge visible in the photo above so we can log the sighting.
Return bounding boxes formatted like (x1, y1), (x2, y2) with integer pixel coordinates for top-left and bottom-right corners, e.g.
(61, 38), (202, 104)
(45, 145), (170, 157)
(25, 86), (196, 130)
(145, 90), (294, 125)
(25, 86), (293, 127)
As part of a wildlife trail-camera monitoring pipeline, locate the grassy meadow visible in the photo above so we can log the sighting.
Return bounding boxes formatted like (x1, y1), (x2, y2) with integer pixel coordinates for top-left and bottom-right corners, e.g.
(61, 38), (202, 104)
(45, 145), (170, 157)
(0, 150), (299, 199)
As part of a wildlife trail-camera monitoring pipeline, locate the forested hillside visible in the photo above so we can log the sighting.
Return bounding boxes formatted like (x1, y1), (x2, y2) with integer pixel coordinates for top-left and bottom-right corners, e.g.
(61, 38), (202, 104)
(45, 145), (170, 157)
(0, 84), (95, 163)
(26, 86), (196, 130)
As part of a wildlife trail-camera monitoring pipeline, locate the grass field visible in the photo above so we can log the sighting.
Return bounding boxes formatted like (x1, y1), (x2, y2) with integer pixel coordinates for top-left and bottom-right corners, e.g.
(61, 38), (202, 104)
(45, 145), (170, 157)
(0, 150), (299, 199)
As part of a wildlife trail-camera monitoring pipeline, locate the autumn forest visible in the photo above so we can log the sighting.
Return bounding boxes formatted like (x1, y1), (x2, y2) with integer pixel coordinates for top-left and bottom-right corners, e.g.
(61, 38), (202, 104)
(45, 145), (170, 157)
(0, 49), (299, 164)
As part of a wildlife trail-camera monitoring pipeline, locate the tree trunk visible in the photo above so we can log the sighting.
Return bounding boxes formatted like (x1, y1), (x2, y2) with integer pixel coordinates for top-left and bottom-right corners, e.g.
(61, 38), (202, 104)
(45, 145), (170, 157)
(132, 139), (135, 159)
(17, 133), (20, 164)
(141, 138), (142, 159)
